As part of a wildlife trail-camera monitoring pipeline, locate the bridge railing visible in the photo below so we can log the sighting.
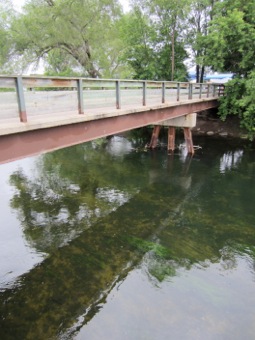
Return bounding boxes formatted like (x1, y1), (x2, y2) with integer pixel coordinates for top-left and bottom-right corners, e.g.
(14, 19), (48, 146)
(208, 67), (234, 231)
(0, 75), (224, 123)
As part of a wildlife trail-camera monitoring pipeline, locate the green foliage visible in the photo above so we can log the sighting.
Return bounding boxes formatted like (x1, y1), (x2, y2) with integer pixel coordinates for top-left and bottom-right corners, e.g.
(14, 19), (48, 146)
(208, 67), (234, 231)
(218, 73), (255, 139)
(202, 0), (255, 138)
(218, 78), (246, 120)
(156, 43), (188, 81)
(204, 0), (255, 76)
(186, 0), (217, 82)
(44, 49), (82, 77)
(9, 0), (122, 77)
(144, 0), (189, 81)
(118, 1), (188, 80)
(0, 0), (15, 71)
(118, 10), (158, 79)
(127, 236), (172, 258)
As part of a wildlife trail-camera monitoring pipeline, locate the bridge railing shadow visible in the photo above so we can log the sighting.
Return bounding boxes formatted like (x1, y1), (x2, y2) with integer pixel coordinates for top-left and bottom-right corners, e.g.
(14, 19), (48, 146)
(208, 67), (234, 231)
(0, 76), (224, 124)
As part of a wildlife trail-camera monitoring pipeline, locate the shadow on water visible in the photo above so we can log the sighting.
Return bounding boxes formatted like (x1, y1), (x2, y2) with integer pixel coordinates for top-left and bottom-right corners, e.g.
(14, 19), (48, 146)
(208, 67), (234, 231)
(0, 133), (255, 339)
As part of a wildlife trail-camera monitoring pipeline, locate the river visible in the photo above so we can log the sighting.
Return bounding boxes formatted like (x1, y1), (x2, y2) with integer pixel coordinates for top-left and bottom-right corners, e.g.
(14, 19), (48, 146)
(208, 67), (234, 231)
(0, 132), (255, 340)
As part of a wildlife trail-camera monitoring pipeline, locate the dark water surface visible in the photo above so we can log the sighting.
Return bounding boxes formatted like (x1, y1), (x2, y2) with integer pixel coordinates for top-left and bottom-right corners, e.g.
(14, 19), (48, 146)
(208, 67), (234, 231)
(0, 134), (255, 340)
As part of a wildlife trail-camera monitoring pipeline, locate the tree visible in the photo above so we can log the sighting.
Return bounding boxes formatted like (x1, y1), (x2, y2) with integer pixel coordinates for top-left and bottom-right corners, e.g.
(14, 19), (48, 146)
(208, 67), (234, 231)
(120, 0), (188, 80)
(203, 0), (255, 138)
(3, 0), (189, 79)
(186, 0), (218, 83)
(204, 0), (255, 77)
(217, 72), (255, 138)
(146, 0), (189, 81)
(0, 0), (15, 72)
(118, 8), (158, 79)
(10, 0), (122, 77)
(44, 49), (83, 76)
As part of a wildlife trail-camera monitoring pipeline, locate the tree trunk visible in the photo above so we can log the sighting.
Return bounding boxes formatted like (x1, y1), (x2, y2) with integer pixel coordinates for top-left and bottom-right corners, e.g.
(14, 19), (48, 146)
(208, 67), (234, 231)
(62, 42), (100, 78)
(196, 64), (200, 83)
(200, 65), (205, 83)
(171, 28), (175, 81)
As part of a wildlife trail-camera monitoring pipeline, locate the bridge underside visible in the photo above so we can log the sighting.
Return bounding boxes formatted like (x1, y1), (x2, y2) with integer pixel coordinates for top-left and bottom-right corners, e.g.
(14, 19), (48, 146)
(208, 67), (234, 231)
(0, 99), (218, 164)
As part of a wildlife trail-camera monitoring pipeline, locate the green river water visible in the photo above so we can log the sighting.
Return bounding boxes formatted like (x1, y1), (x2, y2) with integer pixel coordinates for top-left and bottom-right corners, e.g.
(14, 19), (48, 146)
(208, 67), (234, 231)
(0, 133), (255, 340)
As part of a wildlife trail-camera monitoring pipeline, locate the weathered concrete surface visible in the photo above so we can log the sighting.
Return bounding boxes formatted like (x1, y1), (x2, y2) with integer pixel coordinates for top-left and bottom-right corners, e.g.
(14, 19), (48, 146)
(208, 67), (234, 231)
(158, 113), (197, 128)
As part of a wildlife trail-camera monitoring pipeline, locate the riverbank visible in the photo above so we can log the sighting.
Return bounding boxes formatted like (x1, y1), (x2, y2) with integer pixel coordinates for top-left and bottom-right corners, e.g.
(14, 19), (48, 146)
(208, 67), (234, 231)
(192, 110), (248, 139)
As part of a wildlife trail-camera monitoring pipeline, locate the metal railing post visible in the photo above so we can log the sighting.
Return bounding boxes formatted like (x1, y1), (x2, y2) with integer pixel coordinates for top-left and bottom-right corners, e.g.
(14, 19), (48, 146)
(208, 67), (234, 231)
(213, 84), (216, 97)
(177, 83), (180, 101)
(199, 84), (202, 99)
(218, 84), (225, 96)
(16, 76), (27, 122)
(162, 82), (166, 104)
(77, 79), (84, 114)
(116, 80), (121, 109)
(207, 84), (210, 98)
(188, 83), (193, 100)
(143, 81), (147, 106)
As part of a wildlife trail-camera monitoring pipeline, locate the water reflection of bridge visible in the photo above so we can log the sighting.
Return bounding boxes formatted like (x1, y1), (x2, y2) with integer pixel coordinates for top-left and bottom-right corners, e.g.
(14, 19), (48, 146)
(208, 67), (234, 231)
(0, 76), (223, 164)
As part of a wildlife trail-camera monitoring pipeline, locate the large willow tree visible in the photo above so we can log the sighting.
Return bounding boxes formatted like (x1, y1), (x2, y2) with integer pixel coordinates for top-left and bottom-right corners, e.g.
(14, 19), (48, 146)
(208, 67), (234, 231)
(10, 0), (122, 77)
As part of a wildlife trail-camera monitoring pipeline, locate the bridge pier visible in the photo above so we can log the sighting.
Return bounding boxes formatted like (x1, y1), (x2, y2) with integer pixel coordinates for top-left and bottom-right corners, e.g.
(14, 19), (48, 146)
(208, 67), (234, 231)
(183, 127), (194, 154)
(148, 113), (196, 154)
(148, 125), (161, 149)
(167, 126), (175, 153)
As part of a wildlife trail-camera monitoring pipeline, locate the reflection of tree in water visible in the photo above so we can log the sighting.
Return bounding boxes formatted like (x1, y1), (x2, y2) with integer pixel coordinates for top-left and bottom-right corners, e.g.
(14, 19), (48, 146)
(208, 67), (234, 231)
(9, 140), (144, 253)
(124, 146), (255, 284)
(2, 140), (255, 339)
(9, 139), (255, 268)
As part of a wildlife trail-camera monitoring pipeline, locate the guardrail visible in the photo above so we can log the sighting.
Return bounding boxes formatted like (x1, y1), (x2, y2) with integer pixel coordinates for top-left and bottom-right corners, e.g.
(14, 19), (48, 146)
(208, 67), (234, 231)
(0, 75), (224, 123)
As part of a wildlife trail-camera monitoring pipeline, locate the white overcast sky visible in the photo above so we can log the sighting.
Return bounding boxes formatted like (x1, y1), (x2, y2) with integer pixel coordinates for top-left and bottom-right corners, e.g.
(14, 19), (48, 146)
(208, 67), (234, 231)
(13, 0), (130, 12)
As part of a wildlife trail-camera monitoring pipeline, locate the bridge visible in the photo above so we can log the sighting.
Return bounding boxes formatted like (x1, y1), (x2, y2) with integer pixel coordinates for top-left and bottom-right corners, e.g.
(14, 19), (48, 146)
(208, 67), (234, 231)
(0, 75), (224, 164)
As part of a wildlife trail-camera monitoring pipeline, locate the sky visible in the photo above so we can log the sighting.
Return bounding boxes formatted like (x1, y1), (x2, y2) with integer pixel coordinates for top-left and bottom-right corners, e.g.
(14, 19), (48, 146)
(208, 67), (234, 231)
(12, 0), (130, 12)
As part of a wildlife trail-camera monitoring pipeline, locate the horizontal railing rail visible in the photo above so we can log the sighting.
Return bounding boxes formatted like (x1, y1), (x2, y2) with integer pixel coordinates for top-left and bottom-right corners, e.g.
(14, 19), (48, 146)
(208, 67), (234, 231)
(0, 75), (225, 123)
